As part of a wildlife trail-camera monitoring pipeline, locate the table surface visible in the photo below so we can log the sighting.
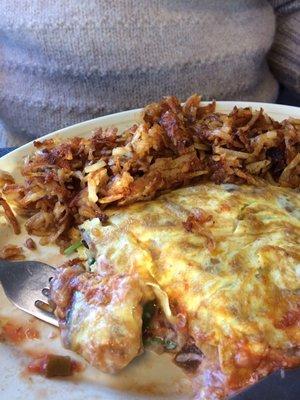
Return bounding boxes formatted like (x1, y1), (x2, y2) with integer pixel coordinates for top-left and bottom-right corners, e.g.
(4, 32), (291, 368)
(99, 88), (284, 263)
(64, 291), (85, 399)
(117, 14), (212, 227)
(0, 147), (15, 157)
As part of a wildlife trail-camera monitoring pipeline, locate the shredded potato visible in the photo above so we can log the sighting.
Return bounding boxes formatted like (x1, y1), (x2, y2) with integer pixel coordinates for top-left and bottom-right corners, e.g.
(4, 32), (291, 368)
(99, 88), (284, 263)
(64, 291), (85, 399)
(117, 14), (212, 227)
(2, 94), (299, 246)
(0, 244), (24, 260)
(0, 170), (15, 188)
(183, 208), (215, 252)
(0, 196), (21, 234)
(279, 153), (300, 187)
(25, 238), (37, 250)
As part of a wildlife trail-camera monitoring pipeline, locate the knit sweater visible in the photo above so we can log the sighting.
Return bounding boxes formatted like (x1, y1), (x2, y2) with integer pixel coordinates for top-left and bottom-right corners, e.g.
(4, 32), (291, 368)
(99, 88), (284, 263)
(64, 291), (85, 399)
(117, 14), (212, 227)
(0, 0), (299, 146)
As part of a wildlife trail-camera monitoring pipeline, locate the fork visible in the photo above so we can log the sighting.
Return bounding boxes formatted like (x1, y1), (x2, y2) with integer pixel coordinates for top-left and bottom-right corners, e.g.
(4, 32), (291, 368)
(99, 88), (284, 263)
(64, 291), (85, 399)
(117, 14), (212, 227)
(0, 259), (58, 327)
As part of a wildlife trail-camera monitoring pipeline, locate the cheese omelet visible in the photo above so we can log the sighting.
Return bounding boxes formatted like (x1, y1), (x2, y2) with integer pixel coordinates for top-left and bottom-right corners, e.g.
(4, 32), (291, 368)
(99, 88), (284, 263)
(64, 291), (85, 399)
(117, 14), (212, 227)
(51, 182), (300, 398)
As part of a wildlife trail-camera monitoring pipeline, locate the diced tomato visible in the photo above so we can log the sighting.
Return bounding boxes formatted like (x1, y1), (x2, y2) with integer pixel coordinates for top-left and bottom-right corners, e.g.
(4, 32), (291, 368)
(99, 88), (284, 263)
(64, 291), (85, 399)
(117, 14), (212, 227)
(27, 354), (84, 378)
(275, 307), (300, 329)
(1, 322), (39, 344)
(27, 356), (48, 374)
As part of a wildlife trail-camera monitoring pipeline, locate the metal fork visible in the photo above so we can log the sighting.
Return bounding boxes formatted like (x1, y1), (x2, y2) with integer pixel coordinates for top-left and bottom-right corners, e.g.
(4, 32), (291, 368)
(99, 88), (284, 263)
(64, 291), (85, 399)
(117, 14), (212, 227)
(0, 259), (58, 327)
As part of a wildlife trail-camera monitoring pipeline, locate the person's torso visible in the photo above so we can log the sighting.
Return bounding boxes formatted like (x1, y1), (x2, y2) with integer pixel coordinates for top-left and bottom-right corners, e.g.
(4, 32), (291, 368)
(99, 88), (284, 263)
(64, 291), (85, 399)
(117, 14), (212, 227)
(0, 0), (278, 145)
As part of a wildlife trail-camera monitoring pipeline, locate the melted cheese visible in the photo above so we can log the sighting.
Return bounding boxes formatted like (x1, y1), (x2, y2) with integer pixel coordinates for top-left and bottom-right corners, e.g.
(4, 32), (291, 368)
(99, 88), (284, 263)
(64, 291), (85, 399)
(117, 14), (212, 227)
(61, 273), (144, 373)
(80, 183), (300, 388)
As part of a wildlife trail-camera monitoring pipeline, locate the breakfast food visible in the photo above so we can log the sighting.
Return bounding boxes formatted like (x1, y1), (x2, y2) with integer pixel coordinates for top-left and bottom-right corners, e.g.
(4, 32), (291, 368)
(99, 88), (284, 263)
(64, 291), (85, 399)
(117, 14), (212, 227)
(50, 182), (300, 399)
(27, 354), (82, 378)
(1, 95), (299, 250)
(50, 266), (145, 373)
(0, 196), (20, 234)
(0, 244), (24, 260)
(0, 95), (299, 399)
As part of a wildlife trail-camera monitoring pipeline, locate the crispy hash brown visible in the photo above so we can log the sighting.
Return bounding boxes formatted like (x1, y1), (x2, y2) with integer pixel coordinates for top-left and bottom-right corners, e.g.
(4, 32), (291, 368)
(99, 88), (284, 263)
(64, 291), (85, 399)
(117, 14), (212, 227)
(0, 244), (24, 260)
(1, 95), (299, 247)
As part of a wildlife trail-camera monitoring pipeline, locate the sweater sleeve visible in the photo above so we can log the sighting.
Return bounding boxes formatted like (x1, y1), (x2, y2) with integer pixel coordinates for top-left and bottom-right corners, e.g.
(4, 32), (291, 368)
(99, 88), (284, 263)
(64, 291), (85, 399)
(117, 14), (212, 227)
(268, 0), (300, 95)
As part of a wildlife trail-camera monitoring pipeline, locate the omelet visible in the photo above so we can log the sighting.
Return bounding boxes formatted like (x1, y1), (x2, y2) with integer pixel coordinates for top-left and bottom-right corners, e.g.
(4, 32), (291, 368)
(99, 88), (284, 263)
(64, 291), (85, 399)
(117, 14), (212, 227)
(51, 182), (300, 398)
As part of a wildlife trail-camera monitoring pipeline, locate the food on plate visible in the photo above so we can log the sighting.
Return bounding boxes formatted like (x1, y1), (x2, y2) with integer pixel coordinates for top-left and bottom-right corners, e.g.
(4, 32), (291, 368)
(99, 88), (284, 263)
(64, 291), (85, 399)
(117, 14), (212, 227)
(1, 95), (299, 250)
(0, 196), (20, 234)
(0, 321), (39, 343)
(24, 237), (37, 250)
(0, 95), (299, 398)
(0, 244), (24, 260)
(0, 171), (20, 235)
(0, 170), (15, 187)
(50, 182), (300, 399)
(27, 354), (83, 377)
(50, 265), (146, 373)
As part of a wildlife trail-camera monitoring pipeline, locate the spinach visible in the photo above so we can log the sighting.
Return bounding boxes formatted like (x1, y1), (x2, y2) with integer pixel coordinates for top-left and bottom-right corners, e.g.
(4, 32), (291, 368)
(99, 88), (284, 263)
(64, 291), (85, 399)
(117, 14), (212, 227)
(142, 301), (156, 332)
(144, 336), (177, 350)
(63, 240), (83, 256)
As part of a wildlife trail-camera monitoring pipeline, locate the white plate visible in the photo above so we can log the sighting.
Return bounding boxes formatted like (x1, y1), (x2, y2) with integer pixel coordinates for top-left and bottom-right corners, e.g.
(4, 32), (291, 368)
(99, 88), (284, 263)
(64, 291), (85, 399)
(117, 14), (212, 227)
(1, 102), (299, 400)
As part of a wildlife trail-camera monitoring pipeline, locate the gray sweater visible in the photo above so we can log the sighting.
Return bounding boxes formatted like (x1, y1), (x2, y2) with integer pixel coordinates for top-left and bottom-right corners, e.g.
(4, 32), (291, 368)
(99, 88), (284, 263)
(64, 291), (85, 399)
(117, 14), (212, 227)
(0, 0), (299, 146)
